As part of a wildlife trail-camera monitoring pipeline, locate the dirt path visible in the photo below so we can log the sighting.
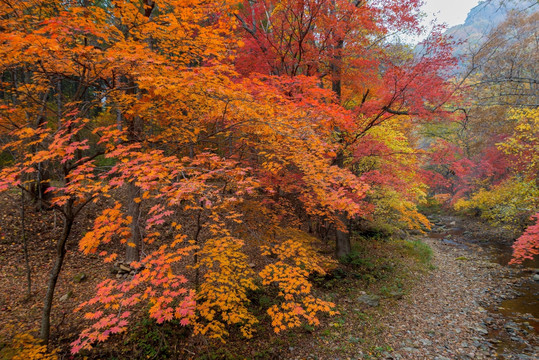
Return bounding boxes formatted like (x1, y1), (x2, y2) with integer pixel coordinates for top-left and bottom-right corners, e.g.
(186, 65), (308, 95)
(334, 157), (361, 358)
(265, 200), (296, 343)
(380, 215), (538, 360)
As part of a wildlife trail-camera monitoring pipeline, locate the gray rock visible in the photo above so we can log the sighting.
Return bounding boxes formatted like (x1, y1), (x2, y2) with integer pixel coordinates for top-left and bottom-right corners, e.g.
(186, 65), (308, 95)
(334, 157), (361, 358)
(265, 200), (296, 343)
(504, 321), (519, 333)
(420, 338), (432, 346)
(59, 291), (73, 302)
(472, 340), (482, 347)
(357, 294), (380, 307)
(532, 274), (539, 282)
(73, 273), (87, 283)
(119, 264), (131, 272)
(474, 325), (489, 335)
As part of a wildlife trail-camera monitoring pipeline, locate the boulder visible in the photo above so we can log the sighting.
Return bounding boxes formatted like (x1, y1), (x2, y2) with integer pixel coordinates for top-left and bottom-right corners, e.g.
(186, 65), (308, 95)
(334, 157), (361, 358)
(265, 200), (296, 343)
(119, 264), (131, 272)
(59, 291), (73, 302)
(357, 294), (380, 307)
(73, 273), (87, 283)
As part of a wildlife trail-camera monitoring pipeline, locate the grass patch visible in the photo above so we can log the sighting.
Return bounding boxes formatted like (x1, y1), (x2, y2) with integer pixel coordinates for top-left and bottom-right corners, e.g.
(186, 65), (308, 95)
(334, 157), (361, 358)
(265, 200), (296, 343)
(400, 239), (433, 267)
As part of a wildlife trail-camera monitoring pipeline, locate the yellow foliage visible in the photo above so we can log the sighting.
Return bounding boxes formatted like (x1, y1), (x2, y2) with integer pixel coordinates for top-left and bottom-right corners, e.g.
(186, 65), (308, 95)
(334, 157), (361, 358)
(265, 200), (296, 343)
(194, 226), (259, 340)
(454, 178), (539, 228)
(498, 108), (539, 179)
(259, 228), (336, 333)
(0, 333), (57, 360)
(355, 119), (430, 231)
(370, 187), (430, 231)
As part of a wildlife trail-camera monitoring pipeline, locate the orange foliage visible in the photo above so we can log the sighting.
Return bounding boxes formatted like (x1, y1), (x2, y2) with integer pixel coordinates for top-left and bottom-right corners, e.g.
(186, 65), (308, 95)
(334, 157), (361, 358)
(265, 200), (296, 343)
(0, 0), (457, 354)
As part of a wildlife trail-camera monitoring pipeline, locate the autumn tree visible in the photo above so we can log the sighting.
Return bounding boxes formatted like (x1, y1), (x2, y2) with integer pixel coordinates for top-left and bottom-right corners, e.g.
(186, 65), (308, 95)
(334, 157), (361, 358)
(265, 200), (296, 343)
(1, 0), (356, 351)
(0, 0), (464, 355)
(0, 0), (242, 344)
(420, 9), (538, 262)
(0, 0), (112, 343)
(234, 0), (455, 255)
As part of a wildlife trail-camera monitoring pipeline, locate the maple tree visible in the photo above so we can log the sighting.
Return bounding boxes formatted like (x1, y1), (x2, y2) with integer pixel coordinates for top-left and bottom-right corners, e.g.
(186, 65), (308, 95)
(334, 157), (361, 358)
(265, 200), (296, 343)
(0, 0), (244, 346)
(0, 0), (358, 350)
(511, 213), (539, 265)
(0, 0), (487, 356)
(234, 0), (456, 255)
(421, 10), (538, 263)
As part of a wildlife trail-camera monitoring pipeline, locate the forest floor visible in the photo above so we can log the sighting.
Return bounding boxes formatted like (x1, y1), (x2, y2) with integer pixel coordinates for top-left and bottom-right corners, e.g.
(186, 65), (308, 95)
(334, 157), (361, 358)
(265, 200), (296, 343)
(374, 214), (538, 360)
(287, 213), (539, 360)
(1, 191), (538, 359)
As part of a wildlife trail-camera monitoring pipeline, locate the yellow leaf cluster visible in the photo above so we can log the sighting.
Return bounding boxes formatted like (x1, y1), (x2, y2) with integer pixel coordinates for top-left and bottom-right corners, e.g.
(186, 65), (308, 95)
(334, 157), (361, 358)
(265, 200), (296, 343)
(0, 333), (57, 360)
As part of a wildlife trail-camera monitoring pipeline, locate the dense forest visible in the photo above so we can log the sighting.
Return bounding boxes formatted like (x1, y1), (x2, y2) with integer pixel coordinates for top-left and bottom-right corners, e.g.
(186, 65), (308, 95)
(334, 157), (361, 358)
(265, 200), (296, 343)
(0, 0), (537, 359)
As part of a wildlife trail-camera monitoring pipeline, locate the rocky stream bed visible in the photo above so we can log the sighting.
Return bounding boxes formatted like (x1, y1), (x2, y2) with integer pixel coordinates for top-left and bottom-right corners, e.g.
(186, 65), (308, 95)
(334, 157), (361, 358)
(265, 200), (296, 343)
(379, 214), (538, 360)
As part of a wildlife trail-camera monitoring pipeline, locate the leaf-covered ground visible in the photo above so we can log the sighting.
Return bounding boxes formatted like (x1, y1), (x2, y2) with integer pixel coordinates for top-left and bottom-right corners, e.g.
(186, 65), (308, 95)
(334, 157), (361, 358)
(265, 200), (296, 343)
(287, 214), (538, 360)
(1, 193), (538, 359)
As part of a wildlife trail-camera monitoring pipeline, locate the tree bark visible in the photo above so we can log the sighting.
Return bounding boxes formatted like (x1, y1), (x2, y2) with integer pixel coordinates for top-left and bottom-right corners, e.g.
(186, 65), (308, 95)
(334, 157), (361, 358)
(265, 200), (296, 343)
(21, 189), (32, 299)
(329, 16), (350, 257)
(331, 39), (344, 100)
(39, 204), (73, 345)
(126, 181), (142, 263)
(335, 212), (351, 258)
(119, 80), (144, 263)
(333, 149), (352, 257)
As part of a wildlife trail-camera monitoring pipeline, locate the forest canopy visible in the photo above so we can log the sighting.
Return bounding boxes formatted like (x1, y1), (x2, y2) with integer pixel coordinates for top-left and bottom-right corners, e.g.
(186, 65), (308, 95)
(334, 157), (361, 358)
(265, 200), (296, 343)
(0, 0), (537, 358)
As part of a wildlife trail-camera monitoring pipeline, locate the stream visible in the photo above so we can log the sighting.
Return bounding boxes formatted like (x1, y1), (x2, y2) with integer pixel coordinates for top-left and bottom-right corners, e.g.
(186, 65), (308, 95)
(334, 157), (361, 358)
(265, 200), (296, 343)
(427, 214), (538, 358)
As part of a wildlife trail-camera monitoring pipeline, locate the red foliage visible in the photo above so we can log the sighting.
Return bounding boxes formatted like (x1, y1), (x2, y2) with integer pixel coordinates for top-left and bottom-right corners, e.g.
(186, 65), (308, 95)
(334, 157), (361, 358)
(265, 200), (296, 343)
(511, 213), (539, 264)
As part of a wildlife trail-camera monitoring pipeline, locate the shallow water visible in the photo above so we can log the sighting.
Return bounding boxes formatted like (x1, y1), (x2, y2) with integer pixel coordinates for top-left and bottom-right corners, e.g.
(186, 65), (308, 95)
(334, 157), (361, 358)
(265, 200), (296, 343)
(484, 240), (539, 335)
(428, 219), (539, 356)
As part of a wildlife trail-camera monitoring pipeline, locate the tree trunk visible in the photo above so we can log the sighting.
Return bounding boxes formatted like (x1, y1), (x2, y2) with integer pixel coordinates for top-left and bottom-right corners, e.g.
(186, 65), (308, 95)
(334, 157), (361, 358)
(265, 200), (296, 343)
(333, 148), (352, 257)
(126, 181), (142, 263)
(329, 25), (350, 257)
(335, 212), (351, 258)
(330, 40), (343, 100)
(39, 207), (73, 345)
(119, 82), (143, 263)
(21, 189), (32, 299)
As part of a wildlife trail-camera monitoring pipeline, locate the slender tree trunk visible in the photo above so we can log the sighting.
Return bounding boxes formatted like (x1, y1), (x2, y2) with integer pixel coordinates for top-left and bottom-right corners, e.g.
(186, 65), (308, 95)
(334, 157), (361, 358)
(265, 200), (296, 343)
(39, 204), (73, 345)
(330, 39), (343, 99)
(333, 148), (352, 257)
(329, 20), (351, 257)
(335, 212), (351, 258)
(123, 0), (155, 264)
(116, 91), (143, 263)
(193, 210), (202, 289)
(20, 189), (32, 299)
(334, 147), (351, 258)
(126, 181), (142, 263)
(125, 98), (143, 263)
